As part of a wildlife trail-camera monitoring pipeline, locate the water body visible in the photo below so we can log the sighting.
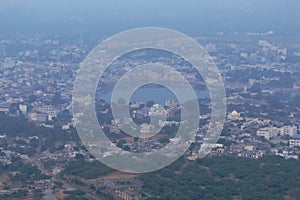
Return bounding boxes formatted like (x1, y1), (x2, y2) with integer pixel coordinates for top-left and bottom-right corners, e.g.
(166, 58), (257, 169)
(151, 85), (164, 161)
(99, 86), (209, 105)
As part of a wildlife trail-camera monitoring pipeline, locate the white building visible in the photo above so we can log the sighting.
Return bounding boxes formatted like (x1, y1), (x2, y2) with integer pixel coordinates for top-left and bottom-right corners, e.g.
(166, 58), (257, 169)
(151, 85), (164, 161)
(289, 134), (300, 147)
(149, 104), (165, 116)
(228, 110), (242, 121)
(280, 126), (298, 136)
(256, 127), (279, 140)
(289, 139), (300, 147)
(19, 104), (27, 114)
(205, 43), (216, 52)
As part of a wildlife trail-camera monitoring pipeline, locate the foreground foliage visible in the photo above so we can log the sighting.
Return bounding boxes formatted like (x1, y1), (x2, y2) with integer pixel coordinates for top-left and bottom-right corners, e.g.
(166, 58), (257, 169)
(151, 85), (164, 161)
(140, 156), (300, 200)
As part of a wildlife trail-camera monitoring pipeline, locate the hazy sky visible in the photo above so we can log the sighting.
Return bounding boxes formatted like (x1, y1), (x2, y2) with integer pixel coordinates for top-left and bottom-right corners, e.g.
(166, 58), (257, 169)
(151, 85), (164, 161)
(0, 0), (299, 35)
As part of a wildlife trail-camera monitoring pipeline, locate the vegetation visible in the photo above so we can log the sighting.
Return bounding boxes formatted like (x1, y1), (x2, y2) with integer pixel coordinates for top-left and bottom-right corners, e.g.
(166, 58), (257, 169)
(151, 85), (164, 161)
(63, 157), (114, 179)
(63, 189), (88, 200)
(140, 156), (300, 200)
(0, 189), (29, 199)
(0, 113), (80, 147)
(0, 161), (51, 184)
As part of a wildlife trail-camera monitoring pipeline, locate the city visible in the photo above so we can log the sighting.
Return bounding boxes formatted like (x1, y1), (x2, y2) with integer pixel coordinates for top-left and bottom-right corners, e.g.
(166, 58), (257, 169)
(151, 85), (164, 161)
(0, 1), (300, 199)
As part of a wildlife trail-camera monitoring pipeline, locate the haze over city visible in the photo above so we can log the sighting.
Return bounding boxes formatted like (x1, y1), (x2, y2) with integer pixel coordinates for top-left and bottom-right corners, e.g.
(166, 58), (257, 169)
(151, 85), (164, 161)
(0, 1), (300, 199)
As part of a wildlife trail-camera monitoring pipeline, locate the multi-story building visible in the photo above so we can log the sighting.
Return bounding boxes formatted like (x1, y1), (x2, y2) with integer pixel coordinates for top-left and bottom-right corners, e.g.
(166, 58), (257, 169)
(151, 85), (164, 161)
(101, 178), (143, 200)
(256, 127), (279, 140)
(280, 126), (298, 136)
(289, 134), (300, 147)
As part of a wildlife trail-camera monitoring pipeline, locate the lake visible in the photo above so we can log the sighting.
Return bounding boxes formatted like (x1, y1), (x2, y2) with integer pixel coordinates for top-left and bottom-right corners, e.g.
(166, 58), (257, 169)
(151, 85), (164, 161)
(99, 86), (209, 105)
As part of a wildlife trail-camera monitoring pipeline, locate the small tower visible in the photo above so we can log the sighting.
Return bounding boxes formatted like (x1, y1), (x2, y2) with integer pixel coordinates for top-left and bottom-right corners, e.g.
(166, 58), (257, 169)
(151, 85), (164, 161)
(140, 123), (151, 147)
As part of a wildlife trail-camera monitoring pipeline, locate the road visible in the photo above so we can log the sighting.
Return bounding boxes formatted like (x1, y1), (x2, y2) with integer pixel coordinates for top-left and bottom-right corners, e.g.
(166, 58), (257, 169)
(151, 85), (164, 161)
(43, 189), (57, 200)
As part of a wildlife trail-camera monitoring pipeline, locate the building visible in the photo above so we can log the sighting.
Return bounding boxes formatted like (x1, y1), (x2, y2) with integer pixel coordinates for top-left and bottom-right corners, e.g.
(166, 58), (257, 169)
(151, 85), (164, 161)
(280, 126), (298, 136)
(140, 123), (152, 147)
(110, 119), (120, 134)
(19, 104), (27, 114)
(205, 43), (217, 52)
(289, 134), (300, 147)
(244, 146), (256, 152)
(228, 110), (242, 121)
(0, 102), (10, 113)
(149, 104), (165, 116)
(256, 127), (279, 140)
(101, 178), (143, 200)
(187, 152), (198, 161)
(27, 112), (48, 123)
(165, 99), (179, 110)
